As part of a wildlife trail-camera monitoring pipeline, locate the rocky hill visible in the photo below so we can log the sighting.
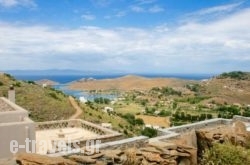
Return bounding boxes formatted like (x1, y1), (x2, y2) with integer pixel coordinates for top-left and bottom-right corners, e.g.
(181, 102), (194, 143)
(35, 79), (59, 86)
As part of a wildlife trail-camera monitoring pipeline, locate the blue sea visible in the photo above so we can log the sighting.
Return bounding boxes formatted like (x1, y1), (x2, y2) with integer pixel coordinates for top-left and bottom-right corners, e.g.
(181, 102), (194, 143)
(13, 73), (214, 101)
(13, 73), (214, 84)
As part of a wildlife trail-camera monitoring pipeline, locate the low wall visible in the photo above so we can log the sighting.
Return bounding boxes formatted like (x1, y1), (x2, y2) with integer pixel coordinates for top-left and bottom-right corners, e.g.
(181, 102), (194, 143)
(97, 136), (149, 150)
(47, 116), (250, 157)
(48, 136), (149, 157)
(0, 97), (29, 123)
(233, 115), (250, 123)
(159, 118), (232, 135)
(37, 119), (123, 154)
(36, 119), (119, 135)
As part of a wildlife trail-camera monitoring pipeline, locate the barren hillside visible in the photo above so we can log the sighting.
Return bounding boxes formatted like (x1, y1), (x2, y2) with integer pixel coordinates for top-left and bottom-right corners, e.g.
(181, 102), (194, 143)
(68, 75), (195, 91)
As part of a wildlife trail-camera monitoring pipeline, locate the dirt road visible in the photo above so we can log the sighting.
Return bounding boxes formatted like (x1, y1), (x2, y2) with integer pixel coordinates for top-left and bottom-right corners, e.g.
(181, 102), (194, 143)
(69, 96), (82, 119)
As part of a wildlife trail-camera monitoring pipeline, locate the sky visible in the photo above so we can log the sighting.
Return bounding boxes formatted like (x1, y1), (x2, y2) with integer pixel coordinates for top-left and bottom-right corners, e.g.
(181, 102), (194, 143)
(0, 0), (250, 74)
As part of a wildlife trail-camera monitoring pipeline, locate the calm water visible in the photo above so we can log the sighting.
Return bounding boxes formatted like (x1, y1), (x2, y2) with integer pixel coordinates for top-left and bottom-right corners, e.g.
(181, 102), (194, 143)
(53, 84), (119, 101)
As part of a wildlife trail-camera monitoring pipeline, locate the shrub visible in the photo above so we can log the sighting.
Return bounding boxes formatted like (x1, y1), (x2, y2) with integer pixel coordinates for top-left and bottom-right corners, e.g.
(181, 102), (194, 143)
(27, 80), (36, 84)
(118, 123), (124, 128)
(4, 73), (15, 80)
(201, 142), (250, 165)
(135, 118), (144, 125)
(219, 71), (249, 80)
(94, 97), (110, 104)
(141, 127), (157, 138)
(158, 110), (171, 117)
(123, 129), (128, 135)
(0, 81), (3, 86)
(14, 82), (21, 87)
(49, 92), (59, 100)
(123, 113), (135, 125)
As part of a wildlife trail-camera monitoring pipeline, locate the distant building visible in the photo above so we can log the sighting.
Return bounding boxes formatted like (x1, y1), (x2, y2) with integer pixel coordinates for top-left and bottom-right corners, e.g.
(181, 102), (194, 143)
(145, 124), (152, 128)
(101, 123), (112, 129)
(79, 96), (87, 103)
(152, 125), (160, 130)
(154, 110), (160, 115)
(103, 107), (114, 113)
(42, 83), (47, 88)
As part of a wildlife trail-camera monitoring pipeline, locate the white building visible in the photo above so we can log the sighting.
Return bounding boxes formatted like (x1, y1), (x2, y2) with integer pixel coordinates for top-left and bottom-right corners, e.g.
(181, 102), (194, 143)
(101, 123), (112, 129)
(79, 96), (87, 103)
(103, 107), (114, 113)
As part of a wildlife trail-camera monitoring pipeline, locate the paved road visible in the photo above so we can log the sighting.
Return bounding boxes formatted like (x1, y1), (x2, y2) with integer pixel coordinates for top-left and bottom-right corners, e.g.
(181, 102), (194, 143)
(69, 96), (83, 119)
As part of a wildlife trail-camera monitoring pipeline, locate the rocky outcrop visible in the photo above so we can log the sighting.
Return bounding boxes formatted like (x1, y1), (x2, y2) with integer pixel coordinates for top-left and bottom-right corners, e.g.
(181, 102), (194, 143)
(196, 121), (250, 161)
(15, 153), (77, 165)
(14, 141), (196, 165)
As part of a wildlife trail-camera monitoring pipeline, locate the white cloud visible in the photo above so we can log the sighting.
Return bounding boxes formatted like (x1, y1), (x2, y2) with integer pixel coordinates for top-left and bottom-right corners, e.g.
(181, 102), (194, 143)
(0, 0), (36, 8)
(130, 1), (164, 14)
(195, 2), (243, 16)
(148, 5), (164, 13)
(81, 14), (96, 21)
(130, 5), (145, 13)
(184, 2), (244, 23)
(0, 7), (250, 73)
(130, 5), (164, 13)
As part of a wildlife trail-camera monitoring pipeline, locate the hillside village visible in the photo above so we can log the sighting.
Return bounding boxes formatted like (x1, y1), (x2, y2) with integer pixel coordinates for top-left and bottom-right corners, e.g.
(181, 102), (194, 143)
(0, 71), (250, 165)
(1, 71), (250, 136)
(68, 71), (250, 135)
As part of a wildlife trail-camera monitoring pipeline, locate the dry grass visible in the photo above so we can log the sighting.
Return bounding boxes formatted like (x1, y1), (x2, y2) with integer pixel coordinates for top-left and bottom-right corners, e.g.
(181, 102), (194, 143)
(136, 115), (170, 128)
(203, 78), (250, 104)
(79, 103), (130, 132)
(69, 75), (194, 91)
(114, 102), (144, 115)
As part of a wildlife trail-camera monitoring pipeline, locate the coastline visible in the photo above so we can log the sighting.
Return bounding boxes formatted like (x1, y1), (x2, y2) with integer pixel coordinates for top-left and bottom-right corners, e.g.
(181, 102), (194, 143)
(12, 73), (214, 84)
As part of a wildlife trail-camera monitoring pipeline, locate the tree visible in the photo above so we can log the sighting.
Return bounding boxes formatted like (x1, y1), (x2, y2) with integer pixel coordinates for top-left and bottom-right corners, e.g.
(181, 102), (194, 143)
(172, 102), (177, 109)
(94, 97), (110, 104)
(141, 127), (157, 138)
(135, 118), (144, 125)
(123, 113), (135, 125)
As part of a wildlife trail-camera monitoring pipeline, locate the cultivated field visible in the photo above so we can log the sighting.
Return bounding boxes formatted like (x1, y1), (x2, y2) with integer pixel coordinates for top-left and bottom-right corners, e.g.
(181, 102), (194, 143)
(136, 115), (170, 128)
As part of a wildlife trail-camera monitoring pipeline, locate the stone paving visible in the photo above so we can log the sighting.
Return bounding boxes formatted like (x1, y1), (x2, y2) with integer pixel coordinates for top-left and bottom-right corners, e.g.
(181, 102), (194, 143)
(36, 128), (99, 154)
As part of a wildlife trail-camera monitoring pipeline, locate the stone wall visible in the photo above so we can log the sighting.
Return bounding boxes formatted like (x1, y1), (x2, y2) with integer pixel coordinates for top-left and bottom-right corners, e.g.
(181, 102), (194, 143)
(233, 115), (250, 123)
(97, 136), (149, 150)
(36, 119), (120, 135)
(159, 118), (232, 135)
(0, 97), (29, 123)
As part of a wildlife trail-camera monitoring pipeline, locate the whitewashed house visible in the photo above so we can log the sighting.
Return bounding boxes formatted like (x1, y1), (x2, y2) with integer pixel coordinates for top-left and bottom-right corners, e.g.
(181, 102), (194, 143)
(103, 107), (114, 113)
(101, 123), (112, 129)
(79, 96), (87, 103)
